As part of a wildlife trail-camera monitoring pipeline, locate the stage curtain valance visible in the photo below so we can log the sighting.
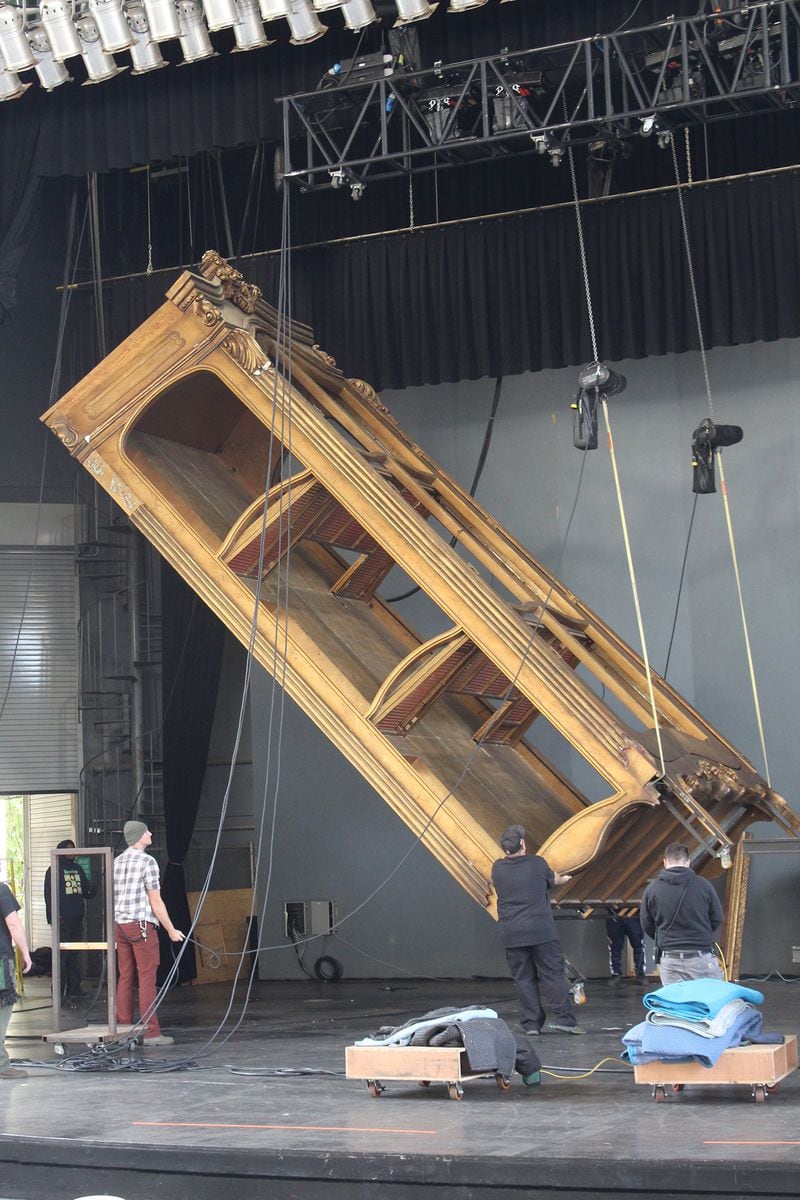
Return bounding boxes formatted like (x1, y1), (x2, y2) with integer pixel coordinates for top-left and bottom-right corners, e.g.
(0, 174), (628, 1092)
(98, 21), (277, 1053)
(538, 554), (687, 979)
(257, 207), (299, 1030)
(69, 168), (800, 392)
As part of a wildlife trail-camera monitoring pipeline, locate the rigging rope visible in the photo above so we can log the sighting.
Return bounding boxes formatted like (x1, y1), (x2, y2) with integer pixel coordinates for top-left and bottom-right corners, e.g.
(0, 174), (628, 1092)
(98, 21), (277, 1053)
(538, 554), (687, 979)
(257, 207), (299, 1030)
(669, 136), (771, 786)
(565, 131), (666, 778)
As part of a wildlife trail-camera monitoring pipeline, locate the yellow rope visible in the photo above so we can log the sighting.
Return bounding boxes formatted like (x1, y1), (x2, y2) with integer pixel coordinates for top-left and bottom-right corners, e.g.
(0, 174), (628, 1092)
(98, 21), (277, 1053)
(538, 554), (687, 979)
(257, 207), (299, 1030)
(542, 1055), (632, 1081)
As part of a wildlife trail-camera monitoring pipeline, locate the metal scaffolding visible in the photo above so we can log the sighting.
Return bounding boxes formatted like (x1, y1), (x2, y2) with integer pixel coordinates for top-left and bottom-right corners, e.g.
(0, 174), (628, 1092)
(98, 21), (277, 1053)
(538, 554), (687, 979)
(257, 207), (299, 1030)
(279, 1), (800, 193)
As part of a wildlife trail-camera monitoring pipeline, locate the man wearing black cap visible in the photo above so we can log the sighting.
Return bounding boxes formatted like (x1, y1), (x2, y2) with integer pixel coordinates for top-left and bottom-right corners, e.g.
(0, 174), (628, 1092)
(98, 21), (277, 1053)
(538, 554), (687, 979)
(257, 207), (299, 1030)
(113, 821), (184, 1046)
(491, 825), (583, 1035)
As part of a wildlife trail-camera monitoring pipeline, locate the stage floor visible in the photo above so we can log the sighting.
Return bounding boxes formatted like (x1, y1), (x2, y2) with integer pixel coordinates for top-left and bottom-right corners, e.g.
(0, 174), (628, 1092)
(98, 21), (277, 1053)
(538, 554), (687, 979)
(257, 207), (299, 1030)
(1, 974), (798, 1199)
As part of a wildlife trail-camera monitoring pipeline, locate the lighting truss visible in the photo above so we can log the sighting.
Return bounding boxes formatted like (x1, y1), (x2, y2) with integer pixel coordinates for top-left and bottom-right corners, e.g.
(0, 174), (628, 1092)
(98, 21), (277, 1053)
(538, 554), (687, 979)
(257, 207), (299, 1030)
(277, 1), (800, 192)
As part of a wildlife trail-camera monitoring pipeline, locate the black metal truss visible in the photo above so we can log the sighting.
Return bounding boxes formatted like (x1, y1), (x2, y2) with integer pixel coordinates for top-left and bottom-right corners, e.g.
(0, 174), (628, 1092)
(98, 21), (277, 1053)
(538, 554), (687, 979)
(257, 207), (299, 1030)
(278, 1), (800, 192)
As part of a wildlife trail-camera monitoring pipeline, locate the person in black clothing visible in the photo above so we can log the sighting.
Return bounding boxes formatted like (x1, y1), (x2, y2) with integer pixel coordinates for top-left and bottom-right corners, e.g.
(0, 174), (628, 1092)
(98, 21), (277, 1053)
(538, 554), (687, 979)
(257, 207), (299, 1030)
(491, 824), (584, 1035)
(44, 840), (96, 1000)
(640, 842), (724, 987)
(606, 906), (646, 987)
(1, 881), (32, 1079)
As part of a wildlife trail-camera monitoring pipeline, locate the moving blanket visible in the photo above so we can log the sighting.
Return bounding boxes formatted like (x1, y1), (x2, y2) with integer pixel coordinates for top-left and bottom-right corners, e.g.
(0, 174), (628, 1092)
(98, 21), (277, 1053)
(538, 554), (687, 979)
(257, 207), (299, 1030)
(622, 1006), (783, 1068)
(643, 978), (764, 1020)
(646, 998), (751, 1039)
(355, 1006), (498, 1047)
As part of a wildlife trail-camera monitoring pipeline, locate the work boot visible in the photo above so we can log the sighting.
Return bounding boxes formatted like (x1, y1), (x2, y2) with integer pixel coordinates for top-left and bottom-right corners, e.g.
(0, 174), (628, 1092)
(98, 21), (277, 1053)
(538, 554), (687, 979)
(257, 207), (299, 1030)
(0, 1066), (27, 1078)
(542, 1022), (585, 1035)
(143, 1033), (174, 1047)
(607, 975), (622, 987)
(635, 975), (648, 987)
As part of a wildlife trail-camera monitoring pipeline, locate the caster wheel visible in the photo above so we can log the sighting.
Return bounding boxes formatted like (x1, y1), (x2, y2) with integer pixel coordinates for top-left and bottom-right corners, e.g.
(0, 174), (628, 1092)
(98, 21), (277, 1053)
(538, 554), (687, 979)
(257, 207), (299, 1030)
(418, 1080), (431, 1088)
(753, 1084), (767, 1103)
(766, 1083), (780, 1094)
(495, 1074), (511, 1090)
(448, 1083), (464, 1101)
(671, 1084), (685, 1093)
(367, 1080), (383, 1098)
(653, 1085), (667, 1103)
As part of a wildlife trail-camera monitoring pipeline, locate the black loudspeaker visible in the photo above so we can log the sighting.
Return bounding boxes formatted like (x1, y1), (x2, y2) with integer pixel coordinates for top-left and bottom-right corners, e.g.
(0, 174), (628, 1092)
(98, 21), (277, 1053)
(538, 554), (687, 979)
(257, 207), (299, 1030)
(691, 418), (744, 494)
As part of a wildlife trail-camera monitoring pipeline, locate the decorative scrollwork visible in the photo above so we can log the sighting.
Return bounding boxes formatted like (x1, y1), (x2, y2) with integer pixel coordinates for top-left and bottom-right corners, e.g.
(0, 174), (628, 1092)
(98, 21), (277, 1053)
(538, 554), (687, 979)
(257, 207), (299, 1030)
(696, 759), (741, 789)
(222, 330), (271, 375)
(50, 416), (79, 448)
(313, 344), (337, 369)
(350, 378), (401, 428)
(199, 249), (261, 315)
(192, 296), (222, 327)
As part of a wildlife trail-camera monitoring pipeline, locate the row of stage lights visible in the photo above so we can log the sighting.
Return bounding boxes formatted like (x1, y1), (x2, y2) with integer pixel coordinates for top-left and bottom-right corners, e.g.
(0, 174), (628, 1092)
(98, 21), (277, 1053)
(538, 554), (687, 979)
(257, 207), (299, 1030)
(0, 0), (512, 100)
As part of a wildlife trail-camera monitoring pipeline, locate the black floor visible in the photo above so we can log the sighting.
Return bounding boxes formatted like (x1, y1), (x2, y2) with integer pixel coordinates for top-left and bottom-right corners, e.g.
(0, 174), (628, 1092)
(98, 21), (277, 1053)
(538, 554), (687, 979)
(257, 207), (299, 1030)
(0, 974), (798, 1199)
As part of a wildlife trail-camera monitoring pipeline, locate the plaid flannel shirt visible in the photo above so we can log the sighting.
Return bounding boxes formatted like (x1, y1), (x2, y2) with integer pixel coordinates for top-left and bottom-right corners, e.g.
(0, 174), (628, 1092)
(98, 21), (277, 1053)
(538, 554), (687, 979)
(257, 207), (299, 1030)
(113, 848), (161, 924)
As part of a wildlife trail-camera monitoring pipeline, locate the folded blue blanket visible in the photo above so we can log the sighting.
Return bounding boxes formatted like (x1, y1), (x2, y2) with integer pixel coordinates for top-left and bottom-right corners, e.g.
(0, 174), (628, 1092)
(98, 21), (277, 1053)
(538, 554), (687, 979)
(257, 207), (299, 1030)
(622, 1006), (779, 1068)
(643, 978), (763, 1020)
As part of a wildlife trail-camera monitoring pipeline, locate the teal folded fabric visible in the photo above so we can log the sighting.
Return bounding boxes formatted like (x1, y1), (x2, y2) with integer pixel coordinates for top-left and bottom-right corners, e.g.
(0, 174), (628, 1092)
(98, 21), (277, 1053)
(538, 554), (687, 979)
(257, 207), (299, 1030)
(643, 978), (763, 1020)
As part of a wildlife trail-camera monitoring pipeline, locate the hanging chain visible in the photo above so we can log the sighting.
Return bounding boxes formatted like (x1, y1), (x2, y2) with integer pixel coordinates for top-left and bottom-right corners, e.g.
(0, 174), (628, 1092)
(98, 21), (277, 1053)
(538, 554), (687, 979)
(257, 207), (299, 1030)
(669, 134), (771, 786)
(145, 163), (154, 276)
(566, 133), (599, 365)
(408, 169), (415, 231)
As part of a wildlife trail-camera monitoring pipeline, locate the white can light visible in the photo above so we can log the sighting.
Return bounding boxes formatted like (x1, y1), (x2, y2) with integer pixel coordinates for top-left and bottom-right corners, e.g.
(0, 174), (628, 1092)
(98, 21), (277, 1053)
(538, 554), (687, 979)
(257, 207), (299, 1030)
(259, 0), (289, 18)
(176, 0), (214, 62)
(202, 0), (237, 31)
(0, 54), (29, 98)
(0, 5), (35, 72)
(232, 0), (269, 48)
(40, 0), (83, 60)
(285, 0), (325, 43)
(142, 0), (181, 42)
(394, 0), (436, 24)
(125, 3), (167, 72)
(89, 0), (133, 51)
(28, 25), (71, 88)
(312, 0), (344, 11)
(76, 14), (125, 81)
(341, 0), (376, 29)
(447, 0), (488, 9)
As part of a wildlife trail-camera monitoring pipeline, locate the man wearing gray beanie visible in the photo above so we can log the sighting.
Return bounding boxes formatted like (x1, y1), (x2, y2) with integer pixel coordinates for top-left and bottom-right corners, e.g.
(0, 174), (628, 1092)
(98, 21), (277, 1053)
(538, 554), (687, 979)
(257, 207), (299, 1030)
(113, 821), (184, 1046)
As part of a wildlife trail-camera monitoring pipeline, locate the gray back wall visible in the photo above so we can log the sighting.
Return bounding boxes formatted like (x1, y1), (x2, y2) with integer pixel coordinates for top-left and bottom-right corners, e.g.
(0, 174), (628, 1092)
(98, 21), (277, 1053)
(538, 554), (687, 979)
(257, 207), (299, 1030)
(240, 336), (800, 980)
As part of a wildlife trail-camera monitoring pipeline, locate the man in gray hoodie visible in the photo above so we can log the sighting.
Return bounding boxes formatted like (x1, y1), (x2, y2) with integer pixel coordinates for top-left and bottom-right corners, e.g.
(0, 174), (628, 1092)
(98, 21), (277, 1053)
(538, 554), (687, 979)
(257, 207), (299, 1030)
(641, 842), (724, 986)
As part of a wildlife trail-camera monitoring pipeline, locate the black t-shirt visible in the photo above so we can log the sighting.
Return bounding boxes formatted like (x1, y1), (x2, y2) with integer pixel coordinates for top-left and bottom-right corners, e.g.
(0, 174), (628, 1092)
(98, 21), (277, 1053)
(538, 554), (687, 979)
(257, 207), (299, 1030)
(0, 883), (20, 959)
(491, 853), (557, 948)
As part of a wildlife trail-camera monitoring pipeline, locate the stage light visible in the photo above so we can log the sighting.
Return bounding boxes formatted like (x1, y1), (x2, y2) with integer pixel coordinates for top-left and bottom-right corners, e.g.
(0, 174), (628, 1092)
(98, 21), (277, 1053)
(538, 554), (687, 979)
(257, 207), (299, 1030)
(202, 0), (238, 31)
(312, 0), (345, 11)
(349, 179), (365, 200)
(394, 0), (436, 24)
(340, 0), (376, 30)
(232, 0), (270, 48)
(447, 0), (488, 10)
(639, 113), (655, 137)
(656, 129), (672, 149)
(89, 0), (133, 52)
(142, 0), (181, 42)
(285, 0), (325, 44)
(125, 3), (167, 72)
(28, 25), (72, 88)
(547, 141), (563, 167)
(258, 0), (290, 18)
(329, 166), (346, 188)
(76, 14), (126, 80)
(0, 49), (29, 98)
(0, 5), (35, 72)
(531, 131), (549, 154)
(39, 0), (83, 60)
(176, 0), (214, 60)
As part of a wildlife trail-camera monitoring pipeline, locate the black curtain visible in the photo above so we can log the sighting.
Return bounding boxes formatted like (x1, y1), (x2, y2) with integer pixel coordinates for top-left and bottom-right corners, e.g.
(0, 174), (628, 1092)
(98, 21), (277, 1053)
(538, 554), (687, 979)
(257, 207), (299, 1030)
(0, 103), (41, 323)
(159, 561), (227, 984)
(0, 0), (699, 179)
(68, 167), (800, 392)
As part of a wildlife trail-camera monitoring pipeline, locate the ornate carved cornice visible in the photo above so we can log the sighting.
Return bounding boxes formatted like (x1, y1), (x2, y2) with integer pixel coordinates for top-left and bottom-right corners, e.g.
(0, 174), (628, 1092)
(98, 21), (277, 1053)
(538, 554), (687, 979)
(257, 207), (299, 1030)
(222, 329), (271, 375)
(85, 450), (139, 514)
(199, 249), (261, 315)
(49, 416), (79, 450)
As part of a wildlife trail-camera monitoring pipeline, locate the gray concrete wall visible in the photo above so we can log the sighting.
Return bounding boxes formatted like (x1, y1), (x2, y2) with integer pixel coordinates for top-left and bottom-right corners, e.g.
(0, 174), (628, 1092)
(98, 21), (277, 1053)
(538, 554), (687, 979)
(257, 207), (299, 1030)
(240, 339), (800, 980)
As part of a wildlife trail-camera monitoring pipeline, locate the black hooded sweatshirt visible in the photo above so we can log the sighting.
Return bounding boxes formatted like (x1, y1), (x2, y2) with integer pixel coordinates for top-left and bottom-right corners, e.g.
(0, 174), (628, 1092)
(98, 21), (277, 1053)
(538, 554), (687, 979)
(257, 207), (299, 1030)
(640, 866), (723, 952)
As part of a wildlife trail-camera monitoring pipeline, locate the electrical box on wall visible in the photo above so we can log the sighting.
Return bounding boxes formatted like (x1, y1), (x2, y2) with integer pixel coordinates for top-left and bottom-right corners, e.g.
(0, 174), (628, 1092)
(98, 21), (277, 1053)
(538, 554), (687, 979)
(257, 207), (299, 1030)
(285, 900), (336, 938)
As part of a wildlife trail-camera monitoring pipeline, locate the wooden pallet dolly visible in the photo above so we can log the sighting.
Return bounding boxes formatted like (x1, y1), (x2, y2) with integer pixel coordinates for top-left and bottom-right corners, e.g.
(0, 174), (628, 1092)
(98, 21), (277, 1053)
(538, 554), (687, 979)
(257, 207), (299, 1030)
(633, 1034), (798, 1103)
(346, 1044), (516, 1101)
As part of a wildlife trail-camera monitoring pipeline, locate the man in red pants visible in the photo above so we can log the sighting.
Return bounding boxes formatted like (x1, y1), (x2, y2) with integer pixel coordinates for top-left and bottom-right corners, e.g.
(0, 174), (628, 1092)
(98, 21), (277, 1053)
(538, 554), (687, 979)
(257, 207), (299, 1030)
(113, 821), (184, 1046)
